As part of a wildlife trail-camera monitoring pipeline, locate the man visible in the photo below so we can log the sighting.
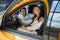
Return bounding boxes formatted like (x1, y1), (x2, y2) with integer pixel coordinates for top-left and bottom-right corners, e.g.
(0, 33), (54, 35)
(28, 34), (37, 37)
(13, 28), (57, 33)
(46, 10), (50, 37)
(18, 7), (33, 26)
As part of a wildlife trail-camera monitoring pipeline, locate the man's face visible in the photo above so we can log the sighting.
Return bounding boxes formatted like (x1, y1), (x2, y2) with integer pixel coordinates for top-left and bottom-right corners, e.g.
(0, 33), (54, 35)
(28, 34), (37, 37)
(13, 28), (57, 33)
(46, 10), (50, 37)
(21, 9), (26, 16)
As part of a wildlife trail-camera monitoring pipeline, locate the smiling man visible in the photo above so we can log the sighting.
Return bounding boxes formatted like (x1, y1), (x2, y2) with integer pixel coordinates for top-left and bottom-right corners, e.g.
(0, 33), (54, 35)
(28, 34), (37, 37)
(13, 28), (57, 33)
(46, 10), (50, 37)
(18, 7), (33, 26)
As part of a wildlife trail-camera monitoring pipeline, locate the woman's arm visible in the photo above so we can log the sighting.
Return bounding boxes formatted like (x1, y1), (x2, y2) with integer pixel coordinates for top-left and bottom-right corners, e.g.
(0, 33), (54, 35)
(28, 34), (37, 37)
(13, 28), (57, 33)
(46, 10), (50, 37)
(27, 18), (44, 31)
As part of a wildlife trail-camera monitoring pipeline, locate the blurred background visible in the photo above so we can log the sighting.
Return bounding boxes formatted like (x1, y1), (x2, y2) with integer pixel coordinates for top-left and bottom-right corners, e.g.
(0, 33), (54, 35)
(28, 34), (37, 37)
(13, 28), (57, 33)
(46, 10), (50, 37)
(0, 0), (13, 12)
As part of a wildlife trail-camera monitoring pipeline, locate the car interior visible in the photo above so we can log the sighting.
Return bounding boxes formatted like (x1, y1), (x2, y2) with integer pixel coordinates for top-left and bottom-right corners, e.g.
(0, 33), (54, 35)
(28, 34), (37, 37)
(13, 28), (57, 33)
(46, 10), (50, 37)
(3, 2), (46, 36)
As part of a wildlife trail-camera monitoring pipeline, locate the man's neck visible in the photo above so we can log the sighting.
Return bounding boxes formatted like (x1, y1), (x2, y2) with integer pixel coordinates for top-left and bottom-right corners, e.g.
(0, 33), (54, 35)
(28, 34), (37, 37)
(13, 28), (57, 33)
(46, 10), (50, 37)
(22, 14), (26, 17)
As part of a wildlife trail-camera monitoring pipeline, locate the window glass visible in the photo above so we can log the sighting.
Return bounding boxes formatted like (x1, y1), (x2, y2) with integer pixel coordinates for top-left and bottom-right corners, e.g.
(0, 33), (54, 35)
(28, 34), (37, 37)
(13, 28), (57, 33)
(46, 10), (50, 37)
(0, 0), (14, 26)
(4, 2), (45, 36)
(55, 2), (60, 12)
(51, 13), (60, 28)
(47, 13), (60, 28)
(0, 0), (14, 12)
(46, 1), (59, 40)
(50, 1), (58, 12)
(47, 1), (60, 28)
(46, 12), (53, 26)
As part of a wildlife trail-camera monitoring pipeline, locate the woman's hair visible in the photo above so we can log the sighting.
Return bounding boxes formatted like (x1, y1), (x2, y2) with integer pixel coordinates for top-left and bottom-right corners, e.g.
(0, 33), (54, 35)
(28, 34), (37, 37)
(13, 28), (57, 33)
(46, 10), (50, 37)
(32, 5), (43, 22)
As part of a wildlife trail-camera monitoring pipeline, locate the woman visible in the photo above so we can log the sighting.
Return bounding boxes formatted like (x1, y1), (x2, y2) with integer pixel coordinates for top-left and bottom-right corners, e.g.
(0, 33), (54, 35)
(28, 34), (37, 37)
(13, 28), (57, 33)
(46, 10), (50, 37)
(17, 5), (44, 34)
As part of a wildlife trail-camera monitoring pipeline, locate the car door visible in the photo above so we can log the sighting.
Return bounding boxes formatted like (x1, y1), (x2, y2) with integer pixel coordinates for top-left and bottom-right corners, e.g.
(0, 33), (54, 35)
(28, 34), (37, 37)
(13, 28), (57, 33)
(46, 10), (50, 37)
(0, 0), (50, 40)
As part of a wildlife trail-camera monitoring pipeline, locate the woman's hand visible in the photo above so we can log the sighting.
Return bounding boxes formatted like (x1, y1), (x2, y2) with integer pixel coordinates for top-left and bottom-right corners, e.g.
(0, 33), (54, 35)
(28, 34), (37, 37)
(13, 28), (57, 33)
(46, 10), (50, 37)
(21, 26), (27, 30)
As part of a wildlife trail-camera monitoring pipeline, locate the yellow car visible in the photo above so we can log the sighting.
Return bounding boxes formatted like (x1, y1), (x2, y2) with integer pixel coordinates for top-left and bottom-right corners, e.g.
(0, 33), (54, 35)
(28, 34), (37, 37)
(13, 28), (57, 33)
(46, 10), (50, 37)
(0, 0), (60, 40)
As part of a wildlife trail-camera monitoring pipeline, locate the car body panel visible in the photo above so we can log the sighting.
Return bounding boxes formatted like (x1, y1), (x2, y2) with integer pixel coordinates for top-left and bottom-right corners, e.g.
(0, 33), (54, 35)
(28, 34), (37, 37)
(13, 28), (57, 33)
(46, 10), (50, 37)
(0, 30), (29, 40)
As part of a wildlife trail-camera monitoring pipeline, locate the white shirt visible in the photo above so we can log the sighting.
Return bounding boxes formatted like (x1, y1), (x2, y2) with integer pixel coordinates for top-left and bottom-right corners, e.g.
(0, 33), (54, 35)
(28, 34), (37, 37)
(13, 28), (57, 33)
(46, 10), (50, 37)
(27, 17), (44, 30)
(18, 13), (33, 25)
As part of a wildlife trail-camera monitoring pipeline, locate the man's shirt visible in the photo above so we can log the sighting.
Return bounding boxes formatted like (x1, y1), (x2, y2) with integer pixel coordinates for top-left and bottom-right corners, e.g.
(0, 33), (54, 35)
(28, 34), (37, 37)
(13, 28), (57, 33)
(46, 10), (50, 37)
(18, 13), (34, 25)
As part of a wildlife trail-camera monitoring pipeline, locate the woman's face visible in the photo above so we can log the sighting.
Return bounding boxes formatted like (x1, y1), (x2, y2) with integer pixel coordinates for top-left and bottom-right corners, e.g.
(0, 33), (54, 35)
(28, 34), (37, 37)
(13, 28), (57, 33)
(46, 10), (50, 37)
(33, 7), (41, 16)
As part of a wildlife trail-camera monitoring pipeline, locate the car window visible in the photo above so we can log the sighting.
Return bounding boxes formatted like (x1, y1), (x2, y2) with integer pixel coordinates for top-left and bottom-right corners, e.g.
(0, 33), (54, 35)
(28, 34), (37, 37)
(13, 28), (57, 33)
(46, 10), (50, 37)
(50, 1), (58, 12)
(0, 0), (14, 12)
(47, 1), (60, 29)
(4, 2), (46, 36)
(46, 1), (59, 40)
(0, 0), (14, 26)
(55, 1), (60, 12)
(51, 13), (60, 28)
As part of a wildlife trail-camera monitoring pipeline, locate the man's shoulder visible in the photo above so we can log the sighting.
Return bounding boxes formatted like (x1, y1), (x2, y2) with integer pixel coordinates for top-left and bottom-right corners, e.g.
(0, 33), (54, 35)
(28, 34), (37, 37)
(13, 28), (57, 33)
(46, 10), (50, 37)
(18, 14), (22, 16)
(18, 14), (22, 15)
(18, 14), (22, 18)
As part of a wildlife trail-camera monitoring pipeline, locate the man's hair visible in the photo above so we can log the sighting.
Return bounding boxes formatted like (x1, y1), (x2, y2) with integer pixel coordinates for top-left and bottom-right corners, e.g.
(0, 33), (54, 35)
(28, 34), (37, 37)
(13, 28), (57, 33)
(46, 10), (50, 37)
(20, 7), (26, 11)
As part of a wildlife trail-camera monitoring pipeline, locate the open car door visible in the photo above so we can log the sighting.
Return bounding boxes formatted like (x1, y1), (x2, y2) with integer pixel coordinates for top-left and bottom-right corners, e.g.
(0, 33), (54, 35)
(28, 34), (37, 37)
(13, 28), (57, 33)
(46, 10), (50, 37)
(0, 0), (50, 40)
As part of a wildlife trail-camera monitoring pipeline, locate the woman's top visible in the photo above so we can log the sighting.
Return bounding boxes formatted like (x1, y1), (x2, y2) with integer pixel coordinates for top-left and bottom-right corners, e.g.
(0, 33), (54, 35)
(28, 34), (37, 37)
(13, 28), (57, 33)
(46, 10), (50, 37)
(27, 17), (44, 31)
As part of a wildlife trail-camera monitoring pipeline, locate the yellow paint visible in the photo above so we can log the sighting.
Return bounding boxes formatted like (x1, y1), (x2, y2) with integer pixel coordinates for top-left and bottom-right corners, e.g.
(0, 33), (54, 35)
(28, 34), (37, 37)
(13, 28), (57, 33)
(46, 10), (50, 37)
(0, 30), (15, 40)
(0, 16), (2, 19)
(0, 30), (29, 40)
(58, 31), (60, 40)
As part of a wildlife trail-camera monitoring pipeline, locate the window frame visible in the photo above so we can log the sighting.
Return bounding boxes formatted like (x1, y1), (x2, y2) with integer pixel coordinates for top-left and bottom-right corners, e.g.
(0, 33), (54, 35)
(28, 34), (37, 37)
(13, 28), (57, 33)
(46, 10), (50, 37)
(49, 1), (60, 28)
(1, 1), (47, 40)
